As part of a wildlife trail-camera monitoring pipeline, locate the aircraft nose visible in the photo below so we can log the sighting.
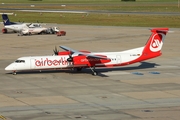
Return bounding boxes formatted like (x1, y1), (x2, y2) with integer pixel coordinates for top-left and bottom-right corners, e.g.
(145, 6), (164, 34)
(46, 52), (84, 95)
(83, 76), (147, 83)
(5, 63), (14, 71)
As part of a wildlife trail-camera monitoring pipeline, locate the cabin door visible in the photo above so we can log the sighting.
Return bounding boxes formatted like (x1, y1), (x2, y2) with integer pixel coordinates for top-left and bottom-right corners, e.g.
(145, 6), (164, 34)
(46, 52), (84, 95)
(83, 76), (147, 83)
(116, 55), (121, 64)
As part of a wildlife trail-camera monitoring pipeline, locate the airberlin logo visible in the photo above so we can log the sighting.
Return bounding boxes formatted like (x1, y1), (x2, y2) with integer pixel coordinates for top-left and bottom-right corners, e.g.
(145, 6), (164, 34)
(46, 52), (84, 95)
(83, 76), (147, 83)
(35, 58), (68, 67)
(152, 39), (160, 48)
(150, 33), (165, 52)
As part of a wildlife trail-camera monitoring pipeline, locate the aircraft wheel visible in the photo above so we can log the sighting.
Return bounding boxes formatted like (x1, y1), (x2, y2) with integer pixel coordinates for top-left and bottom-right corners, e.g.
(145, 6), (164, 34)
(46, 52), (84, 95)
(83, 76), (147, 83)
(18, 33), (22, 36)
(92, 71), (98, 76)
(13, 72), (17, 75)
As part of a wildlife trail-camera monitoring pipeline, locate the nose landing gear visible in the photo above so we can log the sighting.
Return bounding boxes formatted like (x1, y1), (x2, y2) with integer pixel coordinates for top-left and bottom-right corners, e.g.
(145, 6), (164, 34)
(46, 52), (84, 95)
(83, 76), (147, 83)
(12, 71), (16, 75)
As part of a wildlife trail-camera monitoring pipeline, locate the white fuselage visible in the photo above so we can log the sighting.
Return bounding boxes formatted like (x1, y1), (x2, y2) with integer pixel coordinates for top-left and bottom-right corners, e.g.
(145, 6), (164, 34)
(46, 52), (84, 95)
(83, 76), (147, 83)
(5, 23), (27, 32)
(5, 23), (47, 34)
(5, 47), (144, 71)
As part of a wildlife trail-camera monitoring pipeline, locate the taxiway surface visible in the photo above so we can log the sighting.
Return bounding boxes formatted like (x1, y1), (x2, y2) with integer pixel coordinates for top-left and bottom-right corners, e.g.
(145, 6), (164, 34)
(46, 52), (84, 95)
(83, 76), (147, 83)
(0, 24), (180, 120)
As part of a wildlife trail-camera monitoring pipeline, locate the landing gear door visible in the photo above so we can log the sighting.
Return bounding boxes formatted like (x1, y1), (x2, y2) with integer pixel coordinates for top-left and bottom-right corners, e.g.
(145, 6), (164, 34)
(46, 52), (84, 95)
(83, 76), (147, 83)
(116, 55), (121, 64)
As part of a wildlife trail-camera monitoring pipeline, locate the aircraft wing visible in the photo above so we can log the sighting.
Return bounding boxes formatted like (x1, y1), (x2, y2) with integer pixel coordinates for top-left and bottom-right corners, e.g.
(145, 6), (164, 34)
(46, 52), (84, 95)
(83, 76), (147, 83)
(60, 46), (79, 54)
(60, 46), (109, 60)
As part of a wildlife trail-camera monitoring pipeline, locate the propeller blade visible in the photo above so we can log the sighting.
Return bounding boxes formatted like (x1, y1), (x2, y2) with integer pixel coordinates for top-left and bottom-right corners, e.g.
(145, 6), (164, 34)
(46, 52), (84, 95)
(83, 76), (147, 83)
(53, 46), (58, 55)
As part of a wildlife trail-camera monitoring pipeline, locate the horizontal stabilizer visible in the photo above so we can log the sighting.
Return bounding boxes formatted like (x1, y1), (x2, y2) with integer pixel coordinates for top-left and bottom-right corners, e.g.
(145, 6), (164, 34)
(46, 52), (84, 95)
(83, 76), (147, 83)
(150, 28), (169, 33)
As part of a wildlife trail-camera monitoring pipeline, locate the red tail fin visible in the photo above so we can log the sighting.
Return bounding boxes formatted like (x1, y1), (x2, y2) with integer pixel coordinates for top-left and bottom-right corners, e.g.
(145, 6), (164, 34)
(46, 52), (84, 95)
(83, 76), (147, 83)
(142, 28), (169, 60)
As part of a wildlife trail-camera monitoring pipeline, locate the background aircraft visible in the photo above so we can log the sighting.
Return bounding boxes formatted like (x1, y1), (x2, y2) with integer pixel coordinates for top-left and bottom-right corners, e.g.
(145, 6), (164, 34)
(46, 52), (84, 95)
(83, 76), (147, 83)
(2, 14), (26, 33)
(1, 14), (45, 33)
(5, 28), (169, 75)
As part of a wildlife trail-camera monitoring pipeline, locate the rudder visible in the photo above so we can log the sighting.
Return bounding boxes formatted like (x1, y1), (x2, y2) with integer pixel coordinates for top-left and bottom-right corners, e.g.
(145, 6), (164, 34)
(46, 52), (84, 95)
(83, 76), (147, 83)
(142, 28), (169, 60)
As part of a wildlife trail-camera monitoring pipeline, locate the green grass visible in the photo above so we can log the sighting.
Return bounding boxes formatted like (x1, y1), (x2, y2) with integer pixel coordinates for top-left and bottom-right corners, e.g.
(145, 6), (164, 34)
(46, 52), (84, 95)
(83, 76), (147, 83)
(4, 12), (180, 28)
(0, 0), (179, 12)
(0, 0), (180, 27)
(0, 0), (178, 3)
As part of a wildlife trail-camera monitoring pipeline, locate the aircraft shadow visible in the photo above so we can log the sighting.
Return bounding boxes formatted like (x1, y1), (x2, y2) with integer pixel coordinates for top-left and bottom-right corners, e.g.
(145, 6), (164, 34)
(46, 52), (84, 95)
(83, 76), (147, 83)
(6, 62), (160, 77)
(95, 62), (160, 77)
(97, 62), (160, 72)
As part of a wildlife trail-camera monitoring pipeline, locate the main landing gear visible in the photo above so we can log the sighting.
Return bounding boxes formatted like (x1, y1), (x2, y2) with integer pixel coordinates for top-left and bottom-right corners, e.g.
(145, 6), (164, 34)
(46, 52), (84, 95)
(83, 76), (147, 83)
(90, 66), (98, 76)
(12, 71), (16, 75)
(74, 67), (98, 76)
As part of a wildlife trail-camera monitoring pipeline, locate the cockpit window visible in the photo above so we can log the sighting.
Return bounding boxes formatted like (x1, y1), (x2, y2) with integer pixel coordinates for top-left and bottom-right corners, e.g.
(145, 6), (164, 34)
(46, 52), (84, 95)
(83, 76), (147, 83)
(15, 60), (25, 63)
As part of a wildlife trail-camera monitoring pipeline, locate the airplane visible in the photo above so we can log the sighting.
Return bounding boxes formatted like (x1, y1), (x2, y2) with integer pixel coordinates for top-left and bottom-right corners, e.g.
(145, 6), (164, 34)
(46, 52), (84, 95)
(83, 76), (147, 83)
(5, 28), (169, 75)
(2, 14), (29, 33)
(1, 14), (44, 33)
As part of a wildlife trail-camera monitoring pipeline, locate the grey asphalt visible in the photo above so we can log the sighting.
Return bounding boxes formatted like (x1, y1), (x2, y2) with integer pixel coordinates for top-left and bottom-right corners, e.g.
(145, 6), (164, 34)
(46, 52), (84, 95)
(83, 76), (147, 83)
(0, 24), (180, 120)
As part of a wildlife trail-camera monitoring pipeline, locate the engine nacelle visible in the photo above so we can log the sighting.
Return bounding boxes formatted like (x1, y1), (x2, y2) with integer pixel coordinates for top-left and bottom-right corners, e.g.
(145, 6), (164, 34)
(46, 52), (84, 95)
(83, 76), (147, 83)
(73, 56), (111, 66)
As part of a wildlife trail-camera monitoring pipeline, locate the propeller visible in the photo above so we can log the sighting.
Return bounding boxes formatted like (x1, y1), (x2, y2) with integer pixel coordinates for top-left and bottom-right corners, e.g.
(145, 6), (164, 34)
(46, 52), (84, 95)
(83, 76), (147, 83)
(67, 50), (73, 62)
(67, 53), (75, 67)
(53, 46), (59, 55)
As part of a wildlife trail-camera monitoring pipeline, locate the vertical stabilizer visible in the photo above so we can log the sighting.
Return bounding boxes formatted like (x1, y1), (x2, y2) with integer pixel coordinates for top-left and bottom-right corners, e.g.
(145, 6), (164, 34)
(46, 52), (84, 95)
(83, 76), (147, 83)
(2, 14), (11, 25)
(141, 28), (169, 60)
